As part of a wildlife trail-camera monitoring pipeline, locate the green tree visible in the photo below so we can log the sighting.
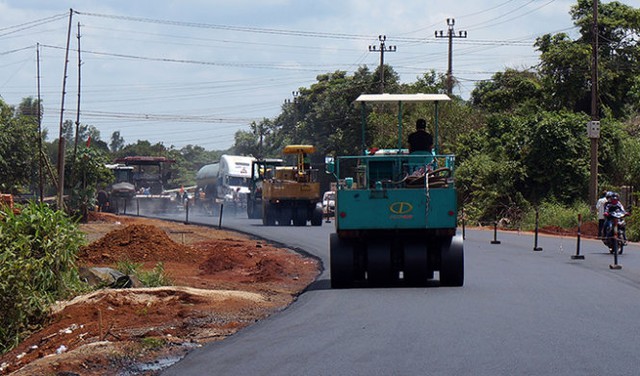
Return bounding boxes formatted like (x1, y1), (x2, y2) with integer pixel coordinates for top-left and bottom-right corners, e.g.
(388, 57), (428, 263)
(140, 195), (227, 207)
(536, 1), (640, 117)
(0, 99), (40, 194)
(16, 97), (42, 119)
(65, 145), (112, 221)
(470, 69), (543, 113)
(110, 131), (125, 153)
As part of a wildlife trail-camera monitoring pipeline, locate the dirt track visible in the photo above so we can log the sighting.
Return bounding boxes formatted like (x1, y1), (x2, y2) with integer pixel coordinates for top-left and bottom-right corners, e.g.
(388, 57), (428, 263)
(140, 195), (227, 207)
(0, 212), (320, 376)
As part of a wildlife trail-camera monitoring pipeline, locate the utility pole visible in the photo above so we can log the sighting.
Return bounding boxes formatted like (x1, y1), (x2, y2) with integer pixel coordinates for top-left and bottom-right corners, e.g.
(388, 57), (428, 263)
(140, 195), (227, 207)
(71, 21), (82, 189)
(56, 8), (73, 210)
(284, 91), (299, 144)
(369, 35), (396, 94)
(588, 0), (599, 209)
(36, 43), (44, 203)
(435, 18), (467, 95)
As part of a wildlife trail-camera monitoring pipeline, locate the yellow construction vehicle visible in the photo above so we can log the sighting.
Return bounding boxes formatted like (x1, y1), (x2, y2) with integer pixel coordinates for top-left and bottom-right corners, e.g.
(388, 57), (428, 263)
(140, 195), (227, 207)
(261, 145), (323, 226)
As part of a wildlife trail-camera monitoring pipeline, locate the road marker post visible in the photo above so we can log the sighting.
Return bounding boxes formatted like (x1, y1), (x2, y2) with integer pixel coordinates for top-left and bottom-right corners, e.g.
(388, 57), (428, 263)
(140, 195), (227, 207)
(491, 218), (501, 245)
(572, 213), (584, 260)
(533, 207), (543, 251)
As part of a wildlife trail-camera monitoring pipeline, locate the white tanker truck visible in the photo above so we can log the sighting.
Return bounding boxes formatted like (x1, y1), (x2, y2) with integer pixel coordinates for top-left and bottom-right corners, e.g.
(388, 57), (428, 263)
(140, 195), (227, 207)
(196, 155), (255, 212)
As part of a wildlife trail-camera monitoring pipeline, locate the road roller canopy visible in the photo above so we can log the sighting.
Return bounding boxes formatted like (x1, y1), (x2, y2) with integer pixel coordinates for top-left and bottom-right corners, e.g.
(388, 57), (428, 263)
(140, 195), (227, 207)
(354, 93), (450, 103)
(354, 93), (451, 154)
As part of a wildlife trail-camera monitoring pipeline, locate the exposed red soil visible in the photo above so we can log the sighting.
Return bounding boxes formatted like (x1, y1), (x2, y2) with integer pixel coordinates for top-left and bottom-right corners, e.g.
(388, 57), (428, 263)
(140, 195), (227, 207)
(0, 212), (320, 376)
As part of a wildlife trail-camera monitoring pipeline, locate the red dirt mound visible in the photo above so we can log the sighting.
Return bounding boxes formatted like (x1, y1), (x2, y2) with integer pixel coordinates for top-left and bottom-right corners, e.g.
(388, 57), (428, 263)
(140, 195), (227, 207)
(79, 224), (195, 263)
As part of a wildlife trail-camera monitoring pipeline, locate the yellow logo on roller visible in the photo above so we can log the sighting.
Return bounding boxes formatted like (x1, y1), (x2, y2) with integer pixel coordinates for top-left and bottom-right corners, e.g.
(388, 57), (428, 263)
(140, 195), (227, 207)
(389, 202), (413, 215)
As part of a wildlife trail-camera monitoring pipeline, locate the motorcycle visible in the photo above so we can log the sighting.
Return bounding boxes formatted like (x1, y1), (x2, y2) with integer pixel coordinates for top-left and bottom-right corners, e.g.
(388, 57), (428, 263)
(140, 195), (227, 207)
(602, 209), (627, 255)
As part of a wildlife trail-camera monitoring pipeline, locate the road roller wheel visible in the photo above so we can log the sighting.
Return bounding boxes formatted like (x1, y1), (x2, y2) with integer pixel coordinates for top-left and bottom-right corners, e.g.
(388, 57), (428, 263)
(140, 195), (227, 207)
(440, 235), (464, 287)
(330, 233), (354, 288)
(367, 242), (394, 286)
(403, 242), (428, 286)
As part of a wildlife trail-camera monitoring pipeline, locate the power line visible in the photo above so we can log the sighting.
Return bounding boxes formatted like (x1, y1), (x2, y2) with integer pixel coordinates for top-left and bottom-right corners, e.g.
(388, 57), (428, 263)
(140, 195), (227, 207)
(0, 12), (68, 37)
(74, 10), (376, 41)
(39, 44), (343, 72)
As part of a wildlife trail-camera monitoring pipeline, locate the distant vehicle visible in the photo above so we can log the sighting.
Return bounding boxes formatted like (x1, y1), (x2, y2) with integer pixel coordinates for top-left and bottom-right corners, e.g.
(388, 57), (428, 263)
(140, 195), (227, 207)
(260, 145), (323, 226)
(195, 155), (256, 213)
(106, 156), (176, 214)
(322, 191), (335, 219)
(247, 158), (284, 219)
(217, 155), (255, 204)
(195, 162), (220, 214)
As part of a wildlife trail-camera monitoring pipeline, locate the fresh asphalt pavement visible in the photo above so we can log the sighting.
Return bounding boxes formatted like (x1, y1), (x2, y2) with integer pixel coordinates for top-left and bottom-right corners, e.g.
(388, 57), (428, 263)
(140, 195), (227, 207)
(157, 208), (640, 376)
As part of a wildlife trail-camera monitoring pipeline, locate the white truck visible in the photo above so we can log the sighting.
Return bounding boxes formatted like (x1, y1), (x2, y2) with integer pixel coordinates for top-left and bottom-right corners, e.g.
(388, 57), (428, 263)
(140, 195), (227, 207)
(218, 154), (255, 203)
(196, 154), (255, 207)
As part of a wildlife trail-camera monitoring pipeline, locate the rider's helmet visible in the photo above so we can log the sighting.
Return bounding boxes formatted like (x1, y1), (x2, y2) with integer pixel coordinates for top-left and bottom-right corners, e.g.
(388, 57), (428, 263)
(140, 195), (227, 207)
(610, 193), (620, 204)
(606, 191), (614, 199)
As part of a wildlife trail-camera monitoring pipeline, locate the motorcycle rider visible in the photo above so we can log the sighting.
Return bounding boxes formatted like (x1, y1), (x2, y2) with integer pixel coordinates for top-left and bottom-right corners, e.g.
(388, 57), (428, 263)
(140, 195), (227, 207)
(603, 192), (627, 245)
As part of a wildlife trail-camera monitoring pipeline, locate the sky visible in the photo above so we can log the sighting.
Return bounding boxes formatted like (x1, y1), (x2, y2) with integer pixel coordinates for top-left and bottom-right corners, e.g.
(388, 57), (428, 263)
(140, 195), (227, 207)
(1, 0), (638, 151)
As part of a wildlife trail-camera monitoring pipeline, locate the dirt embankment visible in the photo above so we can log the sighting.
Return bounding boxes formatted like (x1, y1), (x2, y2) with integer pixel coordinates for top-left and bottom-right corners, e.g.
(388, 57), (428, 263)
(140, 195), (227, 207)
(0, 212), (321, 376)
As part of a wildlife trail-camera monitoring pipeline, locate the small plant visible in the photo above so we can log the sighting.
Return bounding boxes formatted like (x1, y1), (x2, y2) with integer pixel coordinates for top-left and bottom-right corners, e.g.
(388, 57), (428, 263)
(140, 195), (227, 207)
(116, 260), (143, 276)
(139, 262), (172, 287)
(115, 260), (172, 288)
(140, 337), (166, 351)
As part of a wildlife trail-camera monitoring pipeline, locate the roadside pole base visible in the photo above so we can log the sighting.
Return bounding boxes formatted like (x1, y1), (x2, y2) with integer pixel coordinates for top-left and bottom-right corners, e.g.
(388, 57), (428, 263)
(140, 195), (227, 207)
(571, 255), (585, 260)
(491, 240), (501, 244)
(609, 264), (622, 270)
(533, 247), (543, 251)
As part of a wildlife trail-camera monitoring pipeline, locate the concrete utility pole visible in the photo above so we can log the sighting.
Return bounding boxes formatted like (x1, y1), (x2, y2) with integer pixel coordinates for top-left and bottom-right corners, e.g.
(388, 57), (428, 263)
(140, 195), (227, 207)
(57, 8), (73, 210)
(369, 35), (396, 94)
(435, 18), (467, 95)
(283, 90), (300, 145)
(589, 0), (599, 210)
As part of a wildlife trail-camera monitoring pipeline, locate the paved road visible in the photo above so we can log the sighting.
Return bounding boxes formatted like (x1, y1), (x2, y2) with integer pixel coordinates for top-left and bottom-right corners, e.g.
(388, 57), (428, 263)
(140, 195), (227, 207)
(158, 208), (640, 376)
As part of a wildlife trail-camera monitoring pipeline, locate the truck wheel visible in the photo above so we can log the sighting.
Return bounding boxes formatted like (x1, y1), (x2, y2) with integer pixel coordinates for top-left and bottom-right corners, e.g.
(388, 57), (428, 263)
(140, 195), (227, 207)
(440, 235), (464, 287)
(293, 207), (307, 226)
(310, 206), (323, 226)
(330, 233), (354, 288)
(247, 200), (254, 218)
(367, 242), (394, 286)
(403, 242), (428, 286)
(263, 203), (276, 226)
(249, 200), (262, 219)
(278, 207), (292, 226)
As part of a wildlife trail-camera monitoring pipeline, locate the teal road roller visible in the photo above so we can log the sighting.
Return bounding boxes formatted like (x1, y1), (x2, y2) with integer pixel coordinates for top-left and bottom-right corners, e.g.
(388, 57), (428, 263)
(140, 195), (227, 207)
(326, 93), (463, 288)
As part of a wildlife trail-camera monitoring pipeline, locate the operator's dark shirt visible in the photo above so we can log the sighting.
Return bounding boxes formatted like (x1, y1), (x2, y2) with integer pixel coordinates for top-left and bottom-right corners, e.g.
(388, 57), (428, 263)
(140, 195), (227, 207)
(408, 130), (433, 153)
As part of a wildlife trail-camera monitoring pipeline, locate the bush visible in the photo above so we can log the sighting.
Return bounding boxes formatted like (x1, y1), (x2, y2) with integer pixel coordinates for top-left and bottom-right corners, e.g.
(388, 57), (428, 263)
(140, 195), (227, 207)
(519, 201), (594, 231)
(625, 210), (640, 242)
(0, 202), (86, 354)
